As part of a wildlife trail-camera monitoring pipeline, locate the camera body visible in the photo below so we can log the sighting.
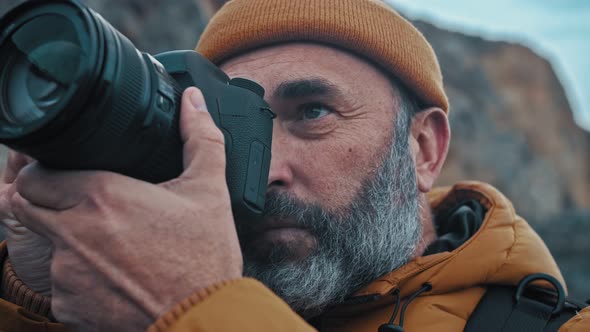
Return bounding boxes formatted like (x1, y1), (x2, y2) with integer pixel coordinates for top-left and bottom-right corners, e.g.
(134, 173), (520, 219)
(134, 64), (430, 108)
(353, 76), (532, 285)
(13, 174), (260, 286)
(0, 0), (274, 221)
(152, 50), (274, 219)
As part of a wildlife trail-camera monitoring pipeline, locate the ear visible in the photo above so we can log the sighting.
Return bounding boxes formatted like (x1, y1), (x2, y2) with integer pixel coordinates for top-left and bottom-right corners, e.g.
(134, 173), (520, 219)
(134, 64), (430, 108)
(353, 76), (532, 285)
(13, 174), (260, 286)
(408, 107), (450, 193)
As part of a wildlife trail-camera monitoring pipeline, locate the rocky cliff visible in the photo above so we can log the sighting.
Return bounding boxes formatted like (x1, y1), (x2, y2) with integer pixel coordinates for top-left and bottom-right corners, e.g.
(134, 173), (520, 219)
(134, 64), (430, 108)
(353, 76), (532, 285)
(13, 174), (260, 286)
(414, 20), (590, 222)
(412, 20), (590, 297)
(0, 0), (588, 296)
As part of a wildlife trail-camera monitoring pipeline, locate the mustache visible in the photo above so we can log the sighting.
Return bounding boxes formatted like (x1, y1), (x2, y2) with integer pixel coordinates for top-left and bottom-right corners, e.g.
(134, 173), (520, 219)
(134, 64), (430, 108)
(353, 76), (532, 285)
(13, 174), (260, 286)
(262, 191), (313, 219)
(236, 191), (337, 238)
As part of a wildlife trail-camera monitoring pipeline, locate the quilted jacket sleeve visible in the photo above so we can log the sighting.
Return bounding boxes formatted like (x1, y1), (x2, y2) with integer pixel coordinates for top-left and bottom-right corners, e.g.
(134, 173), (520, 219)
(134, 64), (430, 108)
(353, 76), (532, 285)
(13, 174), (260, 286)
(148, 278), (315, 332)
(559, 307), (590, 332)
(2, 241), (314, 332)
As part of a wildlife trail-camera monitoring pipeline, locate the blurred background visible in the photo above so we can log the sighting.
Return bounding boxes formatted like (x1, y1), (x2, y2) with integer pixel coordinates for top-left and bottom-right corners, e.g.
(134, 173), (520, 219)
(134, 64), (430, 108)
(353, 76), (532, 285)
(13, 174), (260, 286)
(0, 0), (588, 298)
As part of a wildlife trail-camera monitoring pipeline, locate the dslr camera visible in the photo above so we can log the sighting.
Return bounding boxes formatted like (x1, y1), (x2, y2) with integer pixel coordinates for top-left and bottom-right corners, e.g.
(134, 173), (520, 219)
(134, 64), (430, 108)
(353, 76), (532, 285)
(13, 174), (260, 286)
(0, 0), (274, 220)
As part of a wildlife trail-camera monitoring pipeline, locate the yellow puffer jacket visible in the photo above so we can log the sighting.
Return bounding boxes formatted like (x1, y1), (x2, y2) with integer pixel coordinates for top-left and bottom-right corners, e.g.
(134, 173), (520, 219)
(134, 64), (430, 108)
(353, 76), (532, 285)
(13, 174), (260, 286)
(1, 181), (589, 331)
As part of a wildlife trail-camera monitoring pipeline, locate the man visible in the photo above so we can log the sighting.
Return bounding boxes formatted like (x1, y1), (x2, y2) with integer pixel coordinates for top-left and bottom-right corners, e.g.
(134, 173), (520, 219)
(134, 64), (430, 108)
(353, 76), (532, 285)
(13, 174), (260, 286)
(0, 0), (588, 331)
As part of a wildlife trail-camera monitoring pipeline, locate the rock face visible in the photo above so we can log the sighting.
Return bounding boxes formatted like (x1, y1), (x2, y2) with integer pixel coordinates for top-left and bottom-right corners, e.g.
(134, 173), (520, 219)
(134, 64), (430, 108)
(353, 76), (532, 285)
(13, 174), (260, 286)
(0, 0), (207, 54)
(411, 20), (590, 297)
(413, 20), (590, 222)
(1, 0), (588, 297)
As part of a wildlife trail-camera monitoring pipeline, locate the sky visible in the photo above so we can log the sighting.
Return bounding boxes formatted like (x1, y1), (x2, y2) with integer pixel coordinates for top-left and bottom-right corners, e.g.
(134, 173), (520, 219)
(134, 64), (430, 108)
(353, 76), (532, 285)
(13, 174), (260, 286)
(386, 0), (590, 131)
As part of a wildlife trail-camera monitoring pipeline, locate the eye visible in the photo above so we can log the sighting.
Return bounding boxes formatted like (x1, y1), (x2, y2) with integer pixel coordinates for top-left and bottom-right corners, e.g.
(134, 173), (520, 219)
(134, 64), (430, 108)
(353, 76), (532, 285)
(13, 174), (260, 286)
(299, 103), (332, 121)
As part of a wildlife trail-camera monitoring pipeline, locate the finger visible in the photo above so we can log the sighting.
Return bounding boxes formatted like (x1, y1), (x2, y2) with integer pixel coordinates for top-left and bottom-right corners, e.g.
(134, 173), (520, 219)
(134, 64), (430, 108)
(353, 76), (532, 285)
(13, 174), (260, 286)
(0, 182), (17, 220)
(172, 87), (227, 189)
(10, 191), (59, 240)
(15, 163), (128, 211)
(1, 218), (52, 261)
(1, 215), (53, 296)
(1, 217), (34, 239)
(4, 150), (35, 184)
(14, 163), (85, 210)
(15, 162), (146, 212)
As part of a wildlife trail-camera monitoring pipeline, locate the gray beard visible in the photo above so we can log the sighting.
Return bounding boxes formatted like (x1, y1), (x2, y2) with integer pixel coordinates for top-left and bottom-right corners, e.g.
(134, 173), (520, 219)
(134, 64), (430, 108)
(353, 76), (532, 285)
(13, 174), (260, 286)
(236, 113), (421, 318)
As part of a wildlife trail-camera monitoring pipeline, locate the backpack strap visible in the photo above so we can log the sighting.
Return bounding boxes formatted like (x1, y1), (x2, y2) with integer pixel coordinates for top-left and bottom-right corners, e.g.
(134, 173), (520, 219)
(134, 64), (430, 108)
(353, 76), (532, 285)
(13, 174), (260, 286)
(464, 273), (585, 332)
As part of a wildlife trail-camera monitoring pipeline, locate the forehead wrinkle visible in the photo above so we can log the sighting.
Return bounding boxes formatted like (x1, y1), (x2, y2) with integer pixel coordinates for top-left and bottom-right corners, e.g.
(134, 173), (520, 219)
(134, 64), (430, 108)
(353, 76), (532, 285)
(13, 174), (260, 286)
(222, 58), (302, 77)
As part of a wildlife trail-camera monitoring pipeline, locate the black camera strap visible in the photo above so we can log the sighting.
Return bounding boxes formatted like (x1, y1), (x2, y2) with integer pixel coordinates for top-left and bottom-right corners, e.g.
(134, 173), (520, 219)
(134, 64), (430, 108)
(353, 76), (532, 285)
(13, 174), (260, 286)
(464, 274), (588, 332)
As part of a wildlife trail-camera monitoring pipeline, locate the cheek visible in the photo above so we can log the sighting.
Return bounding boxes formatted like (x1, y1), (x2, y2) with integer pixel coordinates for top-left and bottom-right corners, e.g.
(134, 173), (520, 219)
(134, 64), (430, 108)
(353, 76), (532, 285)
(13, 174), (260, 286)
(291, 132), (387, 210)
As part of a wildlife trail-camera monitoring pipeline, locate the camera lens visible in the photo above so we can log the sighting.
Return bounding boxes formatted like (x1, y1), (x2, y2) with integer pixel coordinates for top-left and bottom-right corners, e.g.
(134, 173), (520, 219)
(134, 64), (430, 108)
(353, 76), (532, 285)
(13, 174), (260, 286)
(0, 0), (183, 181)
(0, 14), (82, 125)
(0, 0), (275, 218)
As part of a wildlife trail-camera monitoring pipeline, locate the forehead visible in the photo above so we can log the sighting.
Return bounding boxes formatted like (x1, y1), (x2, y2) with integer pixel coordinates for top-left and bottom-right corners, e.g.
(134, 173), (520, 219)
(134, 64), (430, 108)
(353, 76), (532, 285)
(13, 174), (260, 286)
(219, 43), (393, 99)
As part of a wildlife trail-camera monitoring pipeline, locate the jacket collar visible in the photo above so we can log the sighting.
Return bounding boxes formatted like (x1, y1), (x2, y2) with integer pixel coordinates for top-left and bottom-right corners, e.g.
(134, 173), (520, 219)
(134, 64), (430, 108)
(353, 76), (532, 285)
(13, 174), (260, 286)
(326, 181), (564, 314)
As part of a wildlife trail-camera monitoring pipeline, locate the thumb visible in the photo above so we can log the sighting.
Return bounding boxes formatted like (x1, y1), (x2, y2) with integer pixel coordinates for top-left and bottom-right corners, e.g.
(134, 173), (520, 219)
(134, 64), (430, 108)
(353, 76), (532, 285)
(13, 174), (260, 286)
(4, 150), (35, 184)
(178, 87), (227, 183)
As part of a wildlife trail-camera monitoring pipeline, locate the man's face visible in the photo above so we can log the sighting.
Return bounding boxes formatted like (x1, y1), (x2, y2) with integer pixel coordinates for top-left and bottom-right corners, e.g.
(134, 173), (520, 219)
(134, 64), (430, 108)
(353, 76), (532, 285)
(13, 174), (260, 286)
(220, 43), (421, 316)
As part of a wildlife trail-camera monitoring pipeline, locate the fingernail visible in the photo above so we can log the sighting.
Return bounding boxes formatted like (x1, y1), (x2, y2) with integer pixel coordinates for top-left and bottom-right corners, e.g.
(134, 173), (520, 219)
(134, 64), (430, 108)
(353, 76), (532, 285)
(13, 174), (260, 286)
(190, 89), (207, 112)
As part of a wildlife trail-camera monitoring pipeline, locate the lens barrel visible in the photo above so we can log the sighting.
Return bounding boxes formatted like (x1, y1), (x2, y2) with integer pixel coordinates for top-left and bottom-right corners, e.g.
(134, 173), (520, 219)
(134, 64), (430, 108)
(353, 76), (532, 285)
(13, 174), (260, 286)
(0, 0), (275, 219)
(0, 0), (183, 180)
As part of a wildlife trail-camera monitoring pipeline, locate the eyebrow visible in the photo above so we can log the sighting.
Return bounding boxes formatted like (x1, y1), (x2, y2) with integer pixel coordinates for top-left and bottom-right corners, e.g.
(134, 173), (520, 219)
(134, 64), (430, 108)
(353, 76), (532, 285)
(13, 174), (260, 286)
(272, 78), (342, 100)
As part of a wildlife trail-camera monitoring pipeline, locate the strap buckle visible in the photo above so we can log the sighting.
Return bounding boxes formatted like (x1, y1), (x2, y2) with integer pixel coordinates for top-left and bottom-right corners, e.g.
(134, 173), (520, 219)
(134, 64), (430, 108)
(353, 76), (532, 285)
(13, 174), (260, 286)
(515, 273), (566, 315)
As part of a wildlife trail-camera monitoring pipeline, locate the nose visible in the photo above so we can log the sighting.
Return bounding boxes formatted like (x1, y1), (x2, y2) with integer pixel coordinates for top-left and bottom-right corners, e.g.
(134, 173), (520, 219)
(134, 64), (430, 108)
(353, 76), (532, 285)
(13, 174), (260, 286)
(266, 123), (293, 190)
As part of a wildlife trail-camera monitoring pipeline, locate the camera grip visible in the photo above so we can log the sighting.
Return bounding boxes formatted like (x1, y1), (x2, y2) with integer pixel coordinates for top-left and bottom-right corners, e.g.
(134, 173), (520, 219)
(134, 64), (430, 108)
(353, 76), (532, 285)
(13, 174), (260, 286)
(156, 51), (274, 221)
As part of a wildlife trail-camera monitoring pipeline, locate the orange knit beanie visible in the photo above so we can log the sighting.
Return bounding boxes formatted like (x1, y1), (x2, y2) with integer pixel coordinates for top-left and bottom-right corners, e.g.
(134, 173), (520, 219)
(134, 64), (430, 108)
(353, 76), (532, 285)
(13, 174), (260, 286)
(196, 0), (449, 113)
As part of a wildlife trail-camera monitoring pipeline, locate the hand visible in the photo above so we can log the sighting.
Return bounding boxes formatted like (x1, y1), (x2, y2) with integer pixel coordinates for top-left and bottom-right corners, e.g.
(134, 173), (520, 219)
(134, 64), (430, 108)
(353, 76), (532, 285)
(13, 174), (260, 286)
(0, 151), (52, 296)
(9, 87), (243, 331)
